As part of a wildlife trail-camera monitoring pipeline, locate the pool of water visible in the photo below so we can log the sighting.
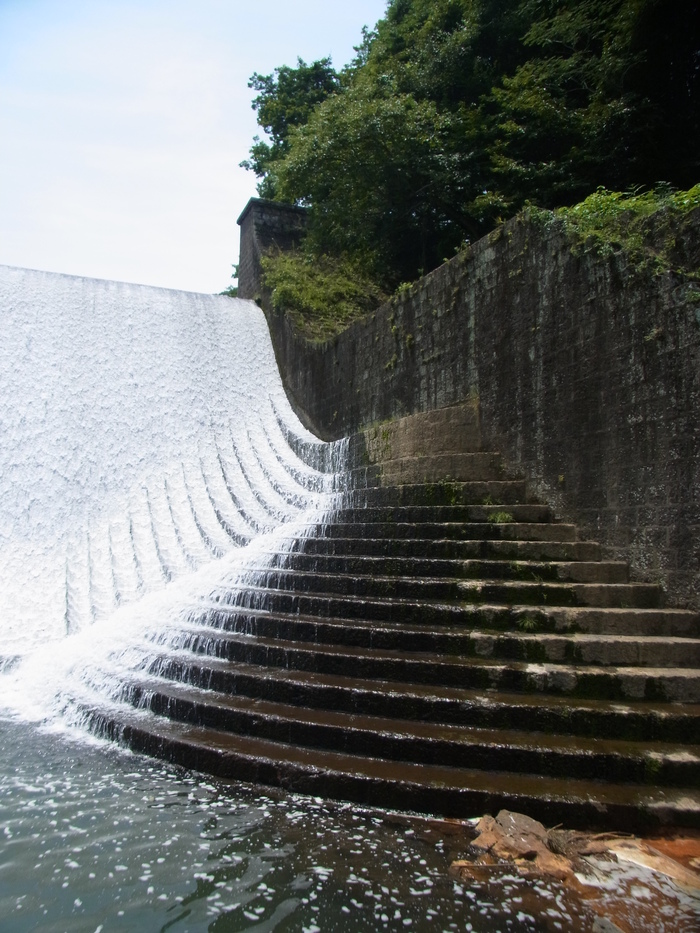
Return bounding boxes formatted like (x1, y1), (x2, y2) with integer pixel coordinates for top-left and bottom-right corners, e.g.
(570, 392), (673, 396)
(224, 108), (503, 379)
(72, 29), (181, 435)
(0, 716), (595, 933)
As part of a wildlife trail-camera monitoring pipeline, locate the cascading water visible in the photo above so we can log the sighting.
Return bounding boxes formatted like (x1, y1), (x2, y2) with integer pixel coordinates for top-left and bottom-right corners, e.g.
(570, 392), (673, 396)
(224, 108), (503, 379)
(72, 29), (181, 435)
(0, 263), (339, 726)
(1, 266), (692, 932)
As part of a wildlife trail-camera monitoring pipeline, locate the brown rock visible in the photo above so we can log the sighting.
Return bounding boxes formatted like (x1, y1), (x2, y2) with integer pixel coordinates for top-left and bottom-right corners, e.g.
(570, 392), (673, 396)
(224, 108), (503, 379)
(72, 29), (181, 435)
(491, 837), (540, 860)
(495, 809), (548, 843)
(531, 849), (575, 881)
(449, 860), (509, 883)
(468, 815), (502, 853)
(491, 810), (549, 860)
(467, 811), (576, 881)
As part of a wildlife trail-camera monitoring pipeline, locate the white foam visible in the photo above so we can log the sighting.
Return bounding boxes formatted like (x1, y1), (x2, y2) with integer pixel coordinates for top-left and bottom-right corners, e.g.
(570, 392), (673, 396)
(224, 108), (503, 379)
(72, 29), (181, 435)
(0, 264), (337, 719)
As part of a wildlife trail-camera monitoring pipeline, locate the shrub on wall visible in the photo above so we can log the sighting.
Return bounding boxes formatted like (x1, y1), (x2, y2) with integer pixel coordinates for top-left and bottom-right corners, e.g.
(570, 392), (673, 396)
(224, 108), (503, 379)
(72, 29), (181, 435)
(260, 250), (388, 342)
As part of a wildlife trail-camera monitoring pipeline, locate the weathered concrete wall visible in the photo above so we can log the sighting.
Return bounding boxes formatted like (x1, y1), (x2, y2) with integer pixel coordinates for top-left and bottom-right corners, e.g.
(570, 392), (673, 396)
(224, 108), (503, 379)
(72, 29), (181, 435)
(254, 209), (700, 609)
(237, 198), (307, 300)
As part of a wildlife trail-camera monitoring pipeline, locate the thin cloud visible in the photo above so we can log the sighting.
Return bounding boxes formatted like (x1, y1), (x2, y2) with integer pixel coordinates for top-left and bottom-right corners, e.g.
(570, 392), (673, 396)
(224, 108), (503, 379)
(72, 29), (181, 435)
(0, 0), (387, 292)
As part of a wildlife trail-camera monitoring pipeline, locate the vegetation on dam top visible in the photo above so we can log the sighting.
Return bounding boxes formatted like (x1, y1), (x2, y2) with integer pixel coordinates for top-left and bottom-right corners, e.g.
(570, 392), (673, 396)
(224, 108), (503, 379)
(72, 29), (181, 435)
(259, 184), (700, 342)
(241, 0), (699, 329)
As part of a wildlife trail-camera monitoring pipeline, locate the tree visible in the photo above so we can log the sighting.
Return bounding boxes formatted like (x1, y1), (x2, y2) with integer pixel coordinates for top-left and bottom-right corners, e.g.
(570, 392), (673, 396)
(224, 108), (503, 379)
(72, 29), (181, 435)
(485, 0), (656, 208)
(242, 0), (700, 287)
(276, 83), (457, 286)
(625, 0), (700, 187)
(240, 57), (340, 198)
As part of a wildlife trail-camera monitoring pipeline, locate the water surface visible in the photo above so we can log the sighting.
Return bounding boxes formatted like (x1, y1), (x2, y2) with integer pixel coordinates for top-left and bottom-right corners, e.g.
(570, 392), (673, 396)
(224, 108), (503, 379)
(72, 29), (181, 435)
(2, 717), (586, 933)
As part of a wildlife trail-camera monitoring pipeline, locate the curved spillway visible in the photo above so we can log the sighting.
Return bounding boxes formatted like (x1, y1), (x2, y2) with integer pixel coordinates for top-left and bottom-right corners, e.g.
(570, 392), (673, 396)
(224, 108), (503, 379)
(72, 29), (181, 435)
(0, 264), (339, 720)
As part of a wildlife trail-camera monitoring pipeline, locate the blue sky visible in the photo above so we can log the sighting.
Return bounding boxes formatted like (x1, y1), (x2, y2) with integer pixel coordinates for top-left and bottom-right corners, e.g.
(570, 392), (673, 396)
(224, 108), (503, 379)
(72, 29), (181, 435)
(0, 0), (388, 292)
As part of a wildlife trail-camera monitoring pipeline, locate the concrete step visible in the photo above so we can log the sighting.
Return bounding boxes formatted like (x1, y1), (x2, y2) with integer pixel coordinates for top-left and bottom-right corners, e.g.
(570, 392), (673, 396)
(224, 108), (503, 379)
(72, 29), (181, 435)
(124, 658), (700, 743)
(284, 535), (603, 562)
(544, 606), (700, 638)
(336, 480), (529, 507)
(338, 453), (506, 488)
(224, 569), (661, 609)
(148, 636), (700, 701)
(264, 551), (629, 583)
(302, 521), (580, 542)
(360, 404), (483, 461)
(117, 674), (700, 788)
(207, 582), (674, 628)
(321, 504), (555, 524)
(83, 704), (700, 832)
(193, 601), (700, 643)
(458, 580), (661, 609)
(174, 614), (700, 669)
(460, 631), (700, 668)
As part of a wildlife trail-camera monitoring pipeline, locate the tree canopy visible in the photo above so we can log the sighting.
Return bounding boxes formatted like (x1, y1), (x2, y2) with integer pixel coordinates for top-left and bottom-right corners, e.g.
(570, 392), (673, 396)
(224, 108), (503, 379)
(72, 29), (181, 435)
(243, 0), (700, 290)
(240, 57), (340, 199)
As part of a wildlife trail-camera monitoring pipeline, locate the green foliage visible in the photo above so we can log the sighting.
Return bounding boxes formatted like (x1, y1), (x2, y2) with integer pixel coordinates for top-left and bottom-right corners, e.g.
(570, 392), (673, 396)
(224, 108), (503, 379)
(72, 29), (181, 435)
(260, 250), (388, 342)
(487, 0), (655, 206)
(276, 86), (459, 287)
(242, 0), (700, 285)
(550, 184), (700, 276)
(438, 480), (462, 507)
(240, 58), (340, 199)
(220, 264), (239, 297)
(517, 615), (540, 633)
(643, 754), (662, 781)
(488, 510), (514, 524)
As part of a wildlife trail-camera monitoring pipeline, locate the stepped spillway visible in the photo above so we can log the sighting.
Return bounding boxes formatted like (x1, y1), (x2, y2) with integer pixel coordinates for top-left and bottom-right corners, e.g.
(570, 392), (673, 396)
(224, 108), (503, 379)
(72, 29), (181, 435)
(78, 453), (700, 832)
(2, 265), (699, 832)
(0, 264), (340, 704)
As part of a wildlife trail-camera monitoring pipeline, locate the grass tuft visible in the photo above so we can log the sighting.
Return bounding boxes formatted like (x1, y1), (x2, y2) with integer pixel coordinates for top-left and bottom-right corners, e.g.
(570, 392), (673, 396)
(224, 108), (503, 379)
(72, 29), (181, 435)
(528, 184), (700, 279)
(488, 510), (514, 524)
(261, 249), (387, 341)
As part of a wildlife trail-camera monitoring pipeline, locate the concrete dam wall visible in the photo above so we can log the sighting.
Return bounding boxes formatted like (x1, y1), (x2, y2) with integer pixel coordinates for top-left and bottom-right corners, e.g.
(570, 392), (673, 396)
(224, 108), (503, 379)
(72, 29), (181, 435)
(240, 201), (700, 609)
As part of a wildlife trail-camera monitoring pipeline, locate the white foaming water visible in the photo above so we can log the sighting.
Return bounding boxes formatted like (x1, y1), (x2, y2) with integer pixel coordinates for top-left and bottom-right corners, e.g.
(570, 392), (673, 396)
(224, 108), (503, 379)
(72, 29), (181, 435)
(0, 264), (339, 722)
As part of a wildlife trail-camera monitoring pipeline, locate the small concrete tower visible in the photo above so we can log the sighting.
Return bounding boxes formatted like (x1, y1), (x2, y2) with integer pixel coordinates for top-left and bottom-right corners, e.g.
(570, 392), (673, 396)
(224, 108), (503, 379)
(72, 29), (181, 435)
(236, 198), (308, 300)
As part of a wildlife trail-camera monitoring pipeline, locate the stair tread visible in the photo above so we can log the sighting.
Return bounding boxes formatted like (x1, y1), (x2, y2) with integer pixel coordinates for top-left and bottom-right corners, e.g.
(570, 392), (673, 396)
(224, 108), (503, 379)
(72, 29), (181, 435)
(339, 480), (525, 490)
(303, 522), (578, 532)
(181, 615), (700, 648)
(152, 635), (700, 679)
(266, 554), (628, 571)
(90, 702), (700, 818)
(281, 536), (603, 562)
(135, 656), (700, 718)
(199, 597), (699, 624)
(121, 672), (700, 762)
(210, 582), (664, 604)
(236, 567), (657, 593)
(184, 603), (700, 648)
(322, 505), (554, 520)
(284, 534), (600, 544)
(227, 572), (662, 610)
(241, 566), (636, 584)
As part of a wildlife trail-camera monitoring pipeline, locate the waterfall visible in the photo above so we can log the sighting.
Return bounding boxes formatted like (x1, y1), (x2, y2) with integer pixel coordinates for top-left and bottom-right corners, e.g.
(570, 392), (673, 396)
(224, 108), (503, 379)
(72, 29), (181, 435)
(0, 264), (341, 723)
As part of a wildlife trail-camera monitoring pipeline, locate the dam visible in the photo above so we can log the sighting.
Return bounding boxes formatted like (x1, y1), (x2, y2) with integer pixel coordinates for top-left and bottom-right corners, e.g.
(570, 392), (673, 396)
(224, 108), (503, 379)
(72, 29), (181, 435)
(1, 260), (699, 931)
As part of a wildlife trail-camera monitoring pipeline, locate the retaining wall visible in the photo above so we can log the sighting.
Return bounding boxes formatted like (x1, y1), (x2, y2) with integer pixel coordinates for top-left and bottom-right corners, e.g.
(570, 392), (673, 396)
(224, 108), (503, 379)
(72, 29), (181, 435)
(243, 203), (700, 608)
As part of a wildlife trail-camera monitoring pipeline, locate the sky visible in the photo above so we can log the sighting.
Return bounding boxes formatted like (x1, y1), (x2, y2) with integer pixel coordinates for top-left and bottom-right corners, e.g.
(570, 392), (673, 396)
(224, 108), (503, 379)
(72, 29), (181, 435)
(0, 0), (388, 293)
